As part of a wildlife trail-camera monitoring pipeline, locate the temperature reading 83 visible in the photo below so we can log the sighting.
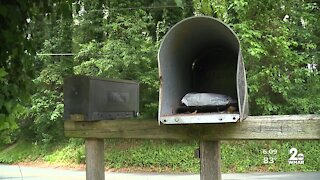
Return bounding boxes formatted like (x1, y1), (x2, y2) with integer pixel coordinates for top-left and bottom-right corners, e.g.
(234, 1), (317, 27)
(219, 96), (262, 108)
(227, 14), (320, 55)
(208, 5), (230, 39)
(262, 149), (277, 164)
(264, 157), (276, 164)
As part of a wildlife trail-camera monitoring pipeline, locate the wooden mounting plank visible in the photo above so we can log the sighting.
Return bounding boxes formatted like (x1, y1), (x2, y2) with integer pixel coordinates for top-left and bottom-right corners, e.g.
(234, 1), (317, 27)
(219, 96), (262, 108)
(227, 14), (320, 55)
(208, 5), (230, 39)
(64, 115), (320, 140)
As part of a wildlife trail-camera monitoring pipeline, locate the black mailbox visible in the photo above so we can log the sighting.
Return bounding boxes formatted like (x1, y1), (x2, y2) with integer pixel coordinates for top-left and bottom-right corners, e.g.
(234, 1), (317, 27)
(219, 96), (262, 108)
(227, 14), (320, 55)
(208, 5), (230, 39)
(158, 16), (249, 124)
(64, 75), (139, 121)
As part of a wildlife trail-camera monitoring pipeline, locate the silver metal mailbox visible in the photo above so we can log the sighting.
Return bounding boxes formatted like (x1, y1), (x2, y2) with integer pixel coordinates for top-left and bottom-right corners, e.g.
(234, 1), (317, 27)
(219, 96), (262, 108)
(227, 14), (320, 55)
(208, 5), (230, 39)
(158, 16), (249, 124)
(64, 75), (139, 121)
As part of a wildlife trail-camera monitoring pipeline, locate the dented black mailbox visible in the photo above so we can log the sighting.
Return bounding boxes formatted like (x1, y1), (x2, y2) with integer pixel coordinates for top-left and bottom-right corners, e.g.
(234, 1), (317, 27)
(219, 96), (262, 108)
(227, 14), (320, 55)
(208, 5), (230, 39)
(64, 75), (139, 121)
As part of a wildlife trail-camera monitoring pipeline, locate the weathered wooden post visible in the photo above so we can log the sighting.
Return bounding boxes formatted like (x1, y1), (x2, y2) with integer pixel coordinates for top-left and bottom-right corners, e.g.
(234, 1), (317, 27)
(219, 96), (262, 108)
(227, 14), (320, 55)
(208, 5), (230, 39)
(85, 138), (105, 180)
(200, 140), (221, 180)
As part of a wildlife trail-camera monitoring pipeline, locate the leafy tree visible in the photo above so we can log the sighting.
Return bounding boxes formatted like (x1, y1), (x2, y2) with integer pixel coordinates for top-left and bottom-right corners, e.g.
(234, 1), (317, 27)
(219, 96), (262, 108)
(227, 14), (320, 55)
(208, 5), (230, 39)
(231, 0), (320, 115)
(73, 0), (105, 45)
(1, 0), (319, 145)
(194, 0), (320, 115)
(0, 0), (73, 144)
(23, 1), (73, 143)
(73, 0), (191, 117)
(74, 1), (157, 117)
(0, 1), (35, 137)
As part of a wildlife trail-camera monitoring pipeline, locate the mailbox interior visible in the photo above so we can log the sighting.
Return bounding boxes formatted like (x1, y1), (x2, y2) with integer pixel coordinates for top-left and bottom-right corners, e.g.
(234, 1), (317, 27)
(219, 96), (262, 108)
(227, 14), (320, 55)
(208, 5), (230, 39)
(158, 16), (247, 124)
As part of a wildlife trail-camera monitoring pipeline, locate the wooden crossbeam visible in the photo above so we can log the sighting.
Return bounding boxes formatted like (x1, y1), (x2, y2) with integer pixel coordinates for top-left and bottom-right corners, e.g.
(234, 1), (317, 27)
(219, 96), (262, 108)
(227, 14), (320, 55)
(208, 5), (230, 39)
(64, 115), (320, 140)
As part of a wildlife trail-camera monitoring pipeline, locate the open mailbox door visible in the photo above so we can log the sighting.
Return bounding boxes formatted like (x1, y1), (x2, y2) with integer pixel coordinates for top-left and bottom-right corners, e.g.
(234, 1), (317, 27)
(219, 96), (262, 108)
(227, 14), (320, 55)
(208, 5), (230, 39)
(158, 16), (249, 124)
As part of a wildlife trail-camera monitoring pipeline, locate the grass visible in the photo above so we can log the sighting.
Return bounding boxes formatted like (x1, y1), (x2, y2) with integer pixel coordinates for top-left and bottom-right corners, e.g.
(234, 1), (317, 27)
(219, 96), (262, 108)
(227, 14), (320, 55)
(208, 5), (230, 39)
(221, 140), (320, 173)
(104, 139), (199, 172)
(0, 140), (44, 163)
(0, 139), (319, 173)
(43, 139), (85, 164)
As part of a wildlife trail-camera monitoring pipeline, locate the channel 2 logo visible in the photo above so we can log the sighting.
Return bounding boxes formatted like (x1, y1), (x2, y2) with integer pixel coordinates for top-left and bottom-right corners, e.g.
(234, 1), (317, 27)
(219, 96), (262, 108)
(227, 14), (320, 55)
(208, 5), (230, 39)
(288, 147), (304, 164)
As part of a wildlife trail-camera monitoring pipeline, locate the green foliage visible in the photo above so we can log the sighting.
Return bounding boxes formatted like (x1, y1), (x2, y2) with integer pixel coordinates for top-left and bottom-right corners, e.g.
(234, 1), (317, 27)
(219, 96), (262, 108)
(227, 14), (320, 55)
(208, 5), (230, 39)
(73, 0), (105, 44)
(16, 1), (74, 144)
(44, 138), (85, 164)
(0, 140), (44, 163)
(232, 0), (320, 115)
(274, 140), (320, 172)
(105, 139), (199, 172)
(0, 0), (35, 133)
(0, 0), (73, 144)
(74, 9), (159, 117)
(0, 104), (24, 145)
(194, 0), (320, 115)
(1, 0), (319, 168)
(194, 0), (229, 21)
(222, 140), (320, 172)
(71, 0), (191, 118)
(1, 139), (319, 173)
